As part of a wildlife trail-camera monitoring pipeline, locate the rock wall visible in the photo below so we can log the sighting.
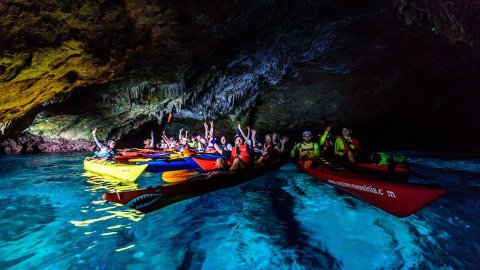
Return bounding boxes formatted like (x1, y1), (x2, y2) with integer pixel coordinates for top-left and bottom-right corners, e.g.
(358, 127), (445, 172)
(1, 0), (480, 152)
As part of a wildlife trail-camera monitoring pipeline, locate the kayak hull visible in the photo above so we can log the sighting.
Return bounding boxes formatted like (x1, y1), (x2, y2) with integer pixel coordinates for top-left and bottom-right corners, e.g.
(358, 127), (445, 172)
(83, 158), (147, 181)
(103, 163), (283, 214)
(297, 158), (447, 217)
(192, 154), (228, 171)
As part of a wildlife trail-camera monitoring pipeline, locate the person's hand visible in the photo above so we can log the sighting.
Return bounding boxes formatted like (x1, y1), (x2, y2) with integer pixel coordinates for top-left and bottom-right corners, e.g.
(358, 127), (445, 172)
(247, 126), (251, 131)
(237, 123), (241, 130)
(210, 121), (214, 126)
(180, 128), (184, 131)
(281, 137), (288, 144)
(91, 128), (97, 136)
(151, 130), (154, 135)
(262, 145), (270, 156)
(251, 129), (256, 136)
(326, 126), (331, 132)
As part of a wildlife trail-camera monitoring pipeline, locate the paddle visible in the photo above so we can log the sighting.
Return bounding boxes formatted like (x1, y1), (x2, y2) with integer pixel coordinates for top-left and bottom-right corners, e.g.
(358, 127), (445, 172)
(164, 113), (173, 131)
(128, 158), (152, 163)
(162, 169), (201, 182)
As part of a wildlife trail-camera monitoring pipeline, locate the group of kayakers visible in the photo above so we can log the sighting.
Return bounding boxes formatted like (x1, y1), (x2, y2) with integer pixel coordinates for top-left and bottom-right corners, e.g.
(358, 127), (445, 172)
(90, 122), (289, 171)
(91, 121), (404, 170)
(290, 126), (361, 168)
(290, 125), (406, 169)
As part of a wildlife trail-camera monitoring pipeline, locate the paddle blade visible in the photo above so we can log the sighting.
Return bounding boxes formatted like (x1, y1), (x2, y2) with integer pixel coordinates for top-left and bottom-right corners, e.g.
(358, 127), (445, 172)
(162, 170), (200, 182)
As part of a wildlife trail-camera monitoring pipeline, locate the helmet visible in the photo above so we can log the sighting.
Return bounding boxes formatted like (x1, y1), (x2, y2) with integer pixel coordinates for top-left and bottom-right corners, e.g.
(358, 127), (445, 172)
(302, 130), (312, 137)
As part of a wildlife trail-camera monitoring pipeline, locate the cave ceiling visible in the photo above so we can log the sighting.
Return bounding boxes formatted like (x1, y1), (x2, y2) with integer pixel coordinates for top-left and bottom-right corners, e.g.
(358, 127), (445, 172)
(1, 0), (479, 148)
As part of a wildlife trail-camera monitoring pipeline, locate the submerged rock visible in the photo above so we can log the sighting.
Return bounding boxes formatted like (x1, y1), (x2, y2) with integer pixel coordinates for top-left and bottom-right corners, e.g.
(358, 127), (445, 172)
(0, 132), (94, 154)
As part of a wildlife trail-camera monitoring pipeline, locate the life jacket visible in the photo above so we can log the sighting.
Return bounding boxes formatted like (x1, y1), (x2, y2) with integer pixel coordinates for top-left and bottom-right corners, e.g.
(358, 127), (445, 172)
(94, 147), (115, 160)
(298, 142), (318, 158)
(231, 144), (250, 164)
(337, 136), (359, 153)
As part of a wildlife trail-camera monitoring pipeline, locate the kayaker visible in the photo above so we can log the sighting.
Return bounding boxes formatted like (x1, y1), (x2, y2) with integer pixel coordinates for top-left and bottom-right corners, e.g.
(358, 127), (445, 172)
(219, 135), (233, 152)
(178, 128), (189, 151)
(214, 134), (250, 171)
(334, 127), (360, 163)
(156, 139), (168, 149)
(237, 123), (253, 148)
(255, 134), (276, 165)
(143, 131), (154, 149)
(370, 152), (406, 165)
(91, 128), (116, 160)
(272, 132), (288, 156)
(290, 130), (320, 168)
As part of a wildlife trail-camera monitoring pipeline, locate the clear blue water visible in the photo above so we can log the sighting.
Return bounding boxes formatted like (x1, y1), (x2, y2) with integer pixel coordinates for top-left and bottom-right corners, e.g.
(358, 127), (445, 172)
(0, 153), (479, 269)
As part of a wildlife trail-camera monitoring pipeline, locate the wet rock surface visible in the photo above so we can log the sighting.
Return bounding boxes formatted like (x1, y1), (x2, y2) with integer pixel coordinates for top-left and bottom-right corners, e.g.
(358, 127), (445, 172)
(0, 132), (94, 154)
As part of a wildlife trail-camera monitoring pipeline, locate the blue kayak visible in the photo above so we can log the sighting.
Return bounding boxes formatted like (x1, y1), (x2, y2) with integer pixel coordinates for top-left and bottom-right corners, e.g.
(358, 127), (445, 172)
(137, 154), (227, 173)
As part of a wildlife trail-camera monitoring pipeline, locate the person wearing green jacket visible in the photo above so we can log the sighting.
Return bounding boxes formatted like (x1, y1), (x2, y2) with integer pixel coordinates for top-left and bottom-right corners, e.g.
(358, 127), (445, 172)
(334, 127), (360, 163)
(290, 130), (320, 168)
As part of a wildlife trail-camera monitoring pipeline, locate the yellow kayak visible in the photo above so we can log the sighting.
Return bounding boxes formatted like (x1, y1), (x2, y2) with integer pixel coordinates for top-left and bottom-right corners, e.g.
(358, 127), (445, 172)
(83, 158), (147, 181)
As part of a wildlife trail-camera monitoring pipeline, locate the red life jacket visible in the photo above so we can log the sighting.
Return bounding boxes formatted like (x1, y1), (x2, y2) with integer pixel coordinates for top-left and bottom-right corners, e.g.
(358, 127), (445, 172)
(337, 136), (359, 152)
(231, 144), (250, 164)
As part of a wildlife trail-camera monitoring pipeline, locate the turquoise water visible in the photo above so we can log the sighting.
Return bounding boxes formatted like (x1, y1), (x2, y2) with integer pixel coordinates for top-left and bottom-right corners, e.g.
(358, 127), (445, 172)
(0, 153), (479, 269)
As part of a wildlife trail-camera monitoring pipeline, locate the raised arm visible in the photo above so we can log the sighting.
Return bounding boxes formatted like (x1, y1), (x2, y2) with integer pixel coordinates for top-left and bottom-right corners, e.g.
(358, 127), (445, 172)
(209, 121), (214, 139)
(91, 128), (104, 149)
(237, 123), (248, 141)
(203, 122), (208, 139)
(150, 131), (155, 148)
(319, 126), (331, 145)
(178, 128), (183, 142)
(277, 136), (288, 154)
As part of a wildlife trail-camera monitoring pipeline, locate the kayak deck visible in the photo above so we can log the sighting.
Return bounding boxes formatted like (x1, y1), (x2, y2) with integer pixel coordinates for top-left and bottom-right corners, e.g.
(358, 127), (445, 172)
(83, 158), (147, 181)
(297, 158), (447, 217)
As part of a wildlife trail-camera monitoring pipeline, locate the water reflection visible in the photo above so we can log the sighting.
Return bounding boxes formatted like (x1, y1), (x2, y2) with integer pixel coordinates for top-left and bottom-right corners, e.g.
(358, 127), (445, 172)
(70, 172), (144, 227)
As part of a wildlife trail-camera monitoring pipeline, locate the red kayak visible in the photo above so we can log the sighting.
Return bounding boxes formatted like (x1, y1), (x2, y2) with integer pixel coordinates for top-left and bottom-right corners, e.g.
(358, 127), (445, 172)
(343, 161), (409, 182)
(296, 158), (447, 217)
(102, 163), (284, 214)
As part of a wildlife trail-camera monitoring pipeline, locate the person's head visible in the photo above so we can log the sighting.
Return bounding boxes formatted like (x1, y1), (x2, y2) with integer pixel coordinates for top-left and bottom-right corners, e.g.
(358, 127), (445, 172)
(272, 132), (280, 141)
(265, 134), (272, 144)
(302, 131), (313, 142)
(233, 134), (243, 146)
(342, 128), (352, 137)
(199, 137), (206, 144)
(144, 138), (151, 145)
(106, 139), (116, 149)
(221, 135), (227, 144)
